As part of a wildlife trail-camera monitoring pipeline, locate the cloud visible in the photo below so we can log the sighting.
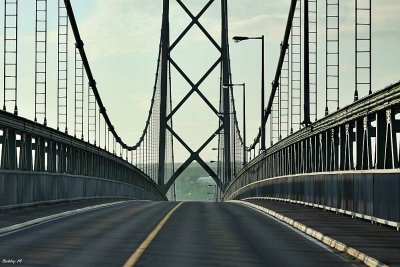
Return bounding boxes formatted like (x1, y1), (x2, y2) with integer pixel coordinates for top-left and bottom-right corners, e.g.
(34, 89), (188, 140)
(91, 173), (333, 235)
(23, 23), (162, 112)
(372, 2), (400, 38)
(334, 1), (400, 39)
(77, 0), (162, 60)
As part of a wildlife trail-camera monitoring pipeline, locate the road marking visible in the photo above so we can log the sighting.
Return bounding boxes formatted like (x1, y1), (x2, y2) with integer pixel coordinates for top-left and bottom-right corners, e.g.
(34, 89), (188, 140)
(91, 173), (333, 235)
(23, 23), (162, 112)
(123, 202), (183, 267)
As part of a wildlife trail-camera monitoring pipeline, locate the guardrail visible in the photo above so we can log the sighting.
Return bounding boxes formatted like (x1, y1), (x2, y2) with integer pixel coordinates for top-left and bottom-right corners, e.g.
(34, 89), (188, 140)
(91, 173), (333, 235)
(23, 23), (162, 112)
(0, 110), (167, 207)
(225, 170), (400, 227)
(224, 82), (400, 224)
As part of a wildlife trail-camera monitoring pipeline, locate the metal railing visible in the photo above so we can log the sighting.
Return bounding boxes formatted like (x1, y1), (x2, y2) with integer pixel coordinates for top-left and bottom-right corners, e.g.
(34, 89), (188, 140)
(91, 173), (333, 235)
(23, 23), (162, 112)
(0, 110), (167, 203)
(225, 81), (400, 199)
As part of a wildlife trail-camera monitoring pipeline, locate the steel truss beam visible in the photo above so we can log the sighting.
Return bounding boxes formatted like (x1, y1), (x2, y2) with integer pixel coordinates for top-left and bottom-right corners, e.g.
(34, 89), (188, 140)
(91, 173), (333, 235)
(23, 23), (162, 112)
(164, 125), (223, 191)
(170, 0), (220, 52)
(159, 0), (228, 193)
(167, 57), (222, 120)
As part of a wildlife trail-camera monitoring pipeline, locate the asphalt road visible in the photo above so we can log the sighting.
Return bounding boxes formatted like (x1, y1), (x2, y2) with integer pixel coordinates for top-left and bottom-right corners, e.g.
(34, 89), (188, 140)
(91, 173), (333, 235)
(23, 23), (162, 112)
(0, 201), (352, 267)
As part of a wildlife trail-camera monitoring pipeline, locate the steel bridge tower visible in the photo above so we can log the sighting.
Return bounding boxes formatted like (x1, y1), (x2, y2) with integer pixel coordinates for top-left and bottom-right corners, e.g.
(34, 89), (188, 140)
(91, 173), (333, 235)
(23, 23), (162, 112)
(159, 0), (231, 193)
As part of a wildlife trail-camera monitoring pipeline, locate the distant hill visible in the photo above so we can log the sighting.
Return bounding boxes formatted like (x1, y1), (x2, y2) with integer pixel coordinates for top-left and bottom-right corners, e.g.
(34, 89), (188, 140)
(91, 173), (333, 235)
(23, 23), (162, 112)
(168, 162), (219, 201)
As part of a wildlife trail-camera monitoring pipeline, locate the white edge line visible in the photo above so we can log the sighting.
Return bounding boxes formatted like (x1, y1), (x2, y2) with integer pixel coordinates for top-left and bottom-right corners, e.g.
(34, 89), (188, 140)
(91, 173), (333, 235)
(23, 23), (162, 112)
(0, 200), (133, 237)
(230, 200), (388, 267)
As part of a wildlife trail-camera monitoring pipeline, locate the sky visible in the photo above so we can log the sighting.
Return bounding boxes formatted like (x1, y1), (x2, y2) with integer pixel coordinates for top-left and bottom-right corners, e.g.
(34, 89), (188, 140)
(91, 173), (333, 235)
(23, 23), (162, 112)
(3, 0), (400, 163)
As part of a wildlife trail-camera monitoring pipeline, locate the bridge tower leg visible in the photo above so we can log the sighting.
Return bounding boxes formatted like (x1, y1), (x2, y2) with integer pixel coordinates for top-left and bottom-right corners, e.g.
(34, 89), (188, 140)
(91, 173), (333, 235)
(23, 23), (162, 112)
(158, 0), (169, 187)
(221, 0), (232, 188)
(159, 0), (230, 194)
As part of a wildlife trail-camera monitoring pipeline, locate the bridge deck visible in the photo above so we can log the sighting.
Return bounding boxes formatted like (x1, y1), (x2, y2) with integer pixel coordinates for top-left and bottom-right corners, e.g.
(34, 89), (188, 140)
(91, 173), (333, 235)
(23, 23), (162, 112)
(0, 201), (354, 266)
(246, 199), (400, 266)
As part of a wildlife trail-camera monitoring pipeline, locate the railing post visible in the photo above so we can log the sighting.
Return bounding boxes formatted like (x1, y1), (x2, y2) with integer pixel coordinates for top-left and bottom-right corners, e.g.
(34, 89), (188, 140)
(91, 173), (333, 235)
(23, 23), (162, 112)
(83, 150), (88, 176)
(68, 146), (74, 174)
(325, 130), (331, 172)
(67, 146), (73, 174)
(384, 109), (398, 169)
(300, 141), (305, 173)
(355, 118), (363, 170)
(34, 137), (45, 172)
(318, 133), (324, 172)
(47, 140), (57, 172)
(58, 143), (66, 173)
(312, 135), (317, 172)
(1, 128), (17, 170)
(344, 123), (354, 170)
(306, 138), (312, 172)
(74, 148), (80, 175)
(376, 110), (386, 169)
(19, 133), (32, 171)
(339, 125), (346, 170)
(361, 116), (373, 170)
(330, 128), (339, 171)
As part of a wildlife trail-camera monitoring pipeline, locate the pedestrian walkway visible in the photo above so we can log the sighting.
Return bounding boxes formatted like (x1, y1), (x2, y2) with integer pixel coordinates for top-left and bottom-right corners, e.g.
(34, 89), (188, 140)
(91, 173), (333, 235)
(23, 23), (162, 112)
(0, 198), (128, 229)
(244, 198), (400, 267)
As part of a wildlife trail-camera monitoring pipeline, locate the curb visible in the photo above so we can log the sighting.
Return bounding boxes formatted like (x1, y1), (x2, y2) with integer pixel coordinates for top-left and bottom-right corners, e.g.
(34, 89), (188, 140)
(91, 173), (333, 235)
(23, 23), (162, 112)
(231, 200), (388, 267)
(0, 200), (130, 236)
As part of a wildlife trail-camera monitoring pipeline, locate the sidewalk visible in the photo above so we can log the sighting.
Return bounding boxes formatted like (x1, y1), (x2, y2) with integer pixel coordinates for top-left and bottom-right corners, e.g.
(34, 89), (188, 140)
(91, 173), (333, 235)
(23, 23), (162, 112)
(244, 198), (400, 267)
(0, 198), (129, 229)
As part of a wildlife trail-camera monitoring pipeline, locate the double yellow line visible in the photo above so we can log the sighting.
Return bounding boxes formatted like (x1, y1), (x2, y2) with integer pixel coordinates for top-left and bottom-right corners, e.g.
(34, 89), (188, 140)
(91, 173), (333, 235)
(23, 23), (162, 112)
(123, 202), (183, 267)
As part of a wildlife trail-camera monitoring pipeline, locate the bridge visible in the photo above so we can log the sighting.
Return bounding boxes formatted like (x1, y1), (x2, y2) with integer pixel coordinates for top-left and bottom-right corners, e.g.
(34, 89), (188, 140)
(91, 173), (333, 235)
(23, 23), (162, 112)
(0, 0), (399, 266)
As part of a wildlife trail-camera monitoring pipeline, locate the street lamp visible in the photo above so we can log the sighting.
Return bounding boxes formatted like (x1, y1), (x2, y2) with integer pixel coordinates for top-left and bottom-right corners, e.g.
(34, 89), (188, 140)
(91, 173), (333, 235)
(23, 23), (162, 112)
(226, 83), (247, 165)
(233, 35), (265, 151)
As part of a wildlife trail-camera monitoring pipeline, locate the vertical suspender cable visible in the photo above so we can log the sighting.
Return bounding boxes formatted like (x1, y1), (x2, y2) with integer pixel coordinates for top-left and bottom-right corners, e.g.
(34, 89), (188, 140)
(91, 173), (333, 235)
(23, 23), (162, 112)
(290, 0), (302, 132)
(35, 0), (47, 124)
(57, 0), (68, 132)
(325, 0), (340, 114)
(4, 0), (18, 115)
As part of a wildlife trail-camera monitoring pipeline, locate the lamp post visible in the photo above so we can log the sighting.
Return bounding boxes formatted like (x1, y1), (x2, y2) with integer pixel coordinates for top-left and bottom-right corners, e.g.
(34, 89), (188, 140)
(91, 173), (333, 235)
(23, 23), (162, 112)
(226, 83), (247, 165)
(233, 35), (265, 151)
